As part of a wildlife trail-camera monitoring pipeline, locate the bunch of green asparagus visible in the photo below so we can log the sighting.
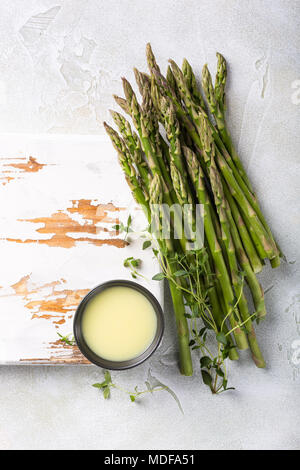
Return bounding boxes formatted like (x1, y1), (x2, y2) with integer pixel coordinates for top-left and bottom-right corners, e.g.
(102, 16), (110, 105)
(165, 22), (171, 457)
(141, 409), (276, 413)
(104, 44), (281, 392)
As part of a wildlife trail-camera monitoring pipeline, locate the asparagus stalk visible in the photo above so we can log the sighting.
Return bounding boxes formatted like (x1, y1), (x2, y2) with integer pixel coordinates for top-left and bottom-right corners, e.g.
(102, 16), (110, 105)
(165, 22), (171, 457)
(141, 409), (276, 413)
(165, 55), (279, 264)
(193, 109), (279, 261)
(149, 174), (193, 376)
(164, 108), (239, 359)
(202, 57), (282, 267)
(214, 52), (227, 114)
(222, 188), (267, 320)
(209, 156), (266, 366)
(168, 58), (279, 261)
(110, 110), (150, 191)
(183, 146), (249, 350)
(182, 58), (206, 110)
(152, 64), (260, 355)
(222, 182), (263, 273)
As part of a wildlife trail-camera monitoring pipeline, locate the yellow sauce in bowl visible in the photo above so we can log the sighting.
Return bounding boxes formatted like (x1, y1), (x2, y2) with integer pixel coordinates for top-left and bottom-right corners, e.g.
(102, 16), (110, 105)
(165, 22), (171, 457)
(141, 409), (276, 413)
(81, 286), (158, 362)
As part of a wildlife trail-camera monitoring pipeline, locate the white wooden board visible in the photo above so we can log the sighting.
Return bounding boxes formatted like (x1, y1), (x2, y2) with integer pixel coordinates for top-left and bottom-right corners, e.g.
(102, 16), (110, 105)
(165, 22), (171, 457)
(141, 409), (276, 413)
(0, 134), (163, 364)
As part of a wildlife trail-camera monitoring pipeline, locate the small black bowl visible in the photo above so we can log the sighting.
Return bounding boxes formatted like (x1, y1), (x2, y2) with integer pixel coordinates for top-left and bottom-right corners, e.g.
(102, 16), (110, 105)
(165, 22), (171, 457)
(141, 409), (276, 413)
(73, 279), (164, 370)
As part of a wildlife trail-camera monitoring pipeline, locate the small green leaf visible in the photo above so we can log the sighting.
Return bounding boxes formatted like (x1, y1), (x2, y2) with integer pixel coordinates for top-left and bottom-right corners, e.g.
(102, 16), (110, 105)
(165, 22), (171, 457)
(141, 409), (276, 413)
(103, 386), (110, 399)
(104, 370), (112, 384)
(216, 332), (228, 346)
(152, 273), (165, 281)
(92, 382), (105, 389)
(215, 366), (225, 378)
(200, 356), (212, 368)
(57, 332), (75, 346)
(123, 257), (132, 267)
(173, 270), (188, 277)
(201, 370), (213, 388)
(131, 258), (141, 268)
(143, 240), (151, 250)
(189, 340), (195, 347)
(130, 395), (136, 402)
(199, 327), (207, 337)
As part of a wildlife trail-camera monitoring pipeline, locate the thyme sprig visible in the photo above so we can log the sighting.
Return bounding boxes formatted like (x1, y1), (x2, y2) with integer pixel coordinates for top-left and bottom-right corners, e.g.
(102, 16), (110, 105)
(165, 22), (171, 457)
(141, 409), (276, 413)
(57, 332), (75, 346)
(93, 370), (183, 412)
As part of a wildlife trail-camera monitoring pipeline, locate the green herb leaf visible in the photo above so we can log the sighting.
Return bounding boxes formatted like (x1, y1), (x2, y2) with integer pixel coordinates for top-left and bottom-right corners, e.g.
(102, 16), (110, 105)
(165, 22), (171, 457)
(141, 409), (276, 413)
(103, 386), (110, 399)
(201, 370), (213, 388)
(131, 258), (141, 268)
(200, 356), (212, 368)
(152, 273), (165, 281)
(173, 270), (188, 277)
(57, 332), (75, 346)
(104, 370), (112, 384)
(143, 240), (151, 250)
(199, 327), (207, 337)
(215, 366), (225, 378)
(130, 395), (136, 402)
(123, 257), (132, 267)
(216, 332), (228, 346)
(92, 382), (105, 389)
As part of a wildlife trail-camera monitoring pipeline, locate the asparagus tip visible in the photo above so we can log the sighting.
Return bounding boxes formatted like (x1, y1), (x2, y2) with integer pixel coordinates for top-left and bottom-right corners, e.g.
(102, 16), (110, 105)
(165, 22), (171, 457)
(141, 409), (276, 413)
(109, 109), (120, 121)
(103, 121), (111, 133)
(168, 58), (178, 70)
(182, 57), (189, 70)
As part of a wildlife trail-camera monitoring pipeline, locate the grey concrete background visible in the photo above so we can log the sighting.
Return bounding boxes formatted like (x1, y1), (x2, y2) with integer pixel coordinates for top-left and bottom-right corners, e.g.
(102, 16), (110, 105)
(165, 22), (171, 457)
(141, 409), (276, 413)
(0, 0), (299, 450)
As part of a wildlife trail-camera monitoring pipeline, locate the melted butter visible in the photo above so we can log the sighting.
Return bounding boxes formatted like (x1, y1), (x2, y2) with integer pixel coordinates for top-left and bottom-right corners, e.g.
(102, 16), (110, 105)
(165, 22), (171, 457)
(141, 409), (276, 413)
(81, 286), (157, 361)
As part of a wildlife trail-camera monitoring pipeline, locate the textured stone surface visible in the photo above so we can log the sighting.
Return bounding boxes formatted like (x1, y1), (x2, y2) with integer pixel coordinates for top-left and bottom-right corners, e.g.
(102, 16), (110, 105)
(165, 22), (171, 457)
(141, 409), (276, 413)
(0, 0), (299, 450)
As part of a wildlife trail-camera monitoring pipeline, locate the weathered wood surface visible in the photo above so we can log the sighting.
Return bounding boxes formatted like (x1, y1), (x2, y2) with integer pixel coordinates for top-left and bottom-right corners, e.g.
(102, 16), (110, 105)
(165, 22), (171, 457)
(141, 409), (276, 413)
(0, 134), (162, 364)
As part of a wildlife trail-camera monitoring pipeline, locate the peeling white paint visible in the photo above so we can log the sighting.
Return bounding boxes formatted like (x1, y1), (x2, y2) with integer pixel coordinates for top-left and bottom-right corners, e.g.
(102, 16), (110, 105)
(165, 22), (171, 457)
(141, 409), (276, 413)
(0, 134), (163, 363)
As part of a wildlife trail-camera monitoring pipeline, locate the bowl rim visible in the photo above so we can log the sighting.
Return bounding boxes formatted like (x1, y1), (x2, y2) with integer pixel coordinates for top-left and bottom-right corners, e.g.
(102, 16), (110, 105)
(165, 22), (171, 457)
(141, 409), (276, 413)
(73, 279), (164, 370)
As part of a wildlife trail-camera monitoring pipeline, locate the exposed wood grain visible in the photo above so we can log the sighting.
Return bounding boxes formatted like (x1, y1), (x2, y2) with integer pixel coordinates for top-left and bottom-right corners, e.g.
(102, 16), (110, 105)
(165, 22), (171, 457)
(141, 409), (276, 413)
(4, 199), (128, 249)
(0, 156), (47, 185)
(20, 340), (90, 364)
(11, 275), (90, 327)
